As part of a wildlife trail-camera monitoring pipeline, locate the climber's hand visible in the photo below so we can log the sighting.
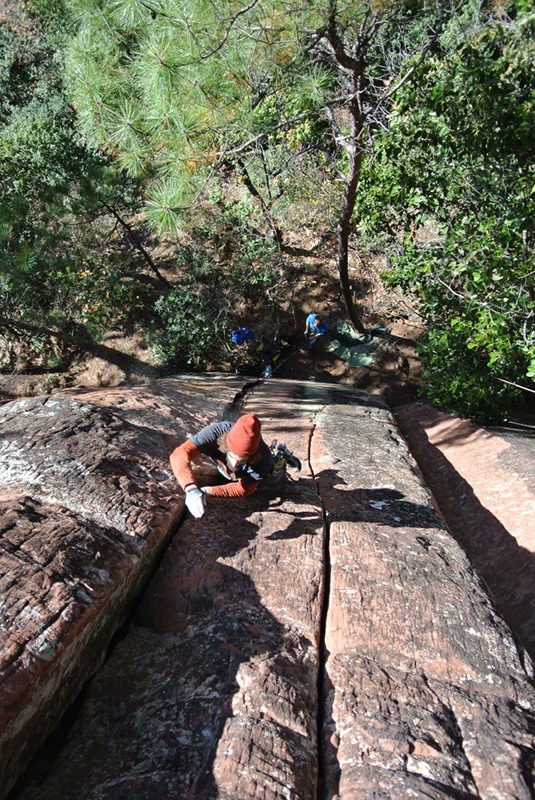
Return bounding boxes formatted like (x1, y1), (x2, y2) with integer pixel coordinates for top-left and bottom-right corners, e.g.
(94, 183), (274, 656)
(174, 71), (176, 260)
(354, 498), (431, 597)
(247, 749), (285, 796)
(185, 485), (206, 518)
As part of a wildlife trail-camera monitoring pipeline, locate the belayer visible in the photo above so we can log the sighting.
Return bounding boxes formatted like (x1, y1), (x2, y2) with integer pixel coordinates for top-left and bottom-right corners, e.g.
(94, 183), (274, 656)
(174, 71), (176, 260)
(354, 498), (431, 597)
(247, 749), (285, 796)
(170, 414), (299, 519)
(304, 312), (328, 353)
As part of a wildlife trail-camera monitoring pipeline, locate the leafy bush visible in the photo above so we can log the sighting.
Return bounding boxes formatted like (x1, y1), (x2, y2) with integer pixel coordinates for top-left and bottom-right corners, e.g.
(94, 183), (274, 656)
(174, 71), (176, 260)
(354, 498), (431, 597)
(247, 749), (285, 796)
(149, 288), (220, 371)
(358, 5), (535, 419)
(148, 199), (295, 371)
(419, 328), (524, 421)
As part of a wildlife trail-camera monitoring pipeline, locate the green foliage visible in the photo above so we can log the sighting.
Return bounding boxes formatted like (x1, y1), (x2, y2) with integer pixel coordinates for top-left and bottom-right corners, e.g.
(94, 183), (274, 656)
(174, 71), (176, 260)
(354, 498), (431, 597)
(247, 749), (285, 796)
(149, 287), (218, 371)
(148, 247), (265, 373)
(63, 0), (343, 235)
(27, 0), (76, 46)
(9, 0), (531, 400)
(200, 195), (281, 300)
(358, 4), (535, 418)
(148, 193), (291, 371)
(51, 257), (141, 332)
(419, 327), (523, 419)
(0, 5), (153, 367)
(64, 0), (262, 206)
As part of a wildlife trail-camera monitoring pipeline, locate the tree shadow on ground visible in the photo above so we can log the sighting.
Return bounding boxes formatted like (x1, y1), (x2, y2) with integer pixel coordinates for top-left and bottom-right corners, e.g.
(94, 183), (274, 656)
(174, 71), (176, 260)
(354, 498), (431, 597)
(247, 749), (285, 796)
(314, 469), (445, 529)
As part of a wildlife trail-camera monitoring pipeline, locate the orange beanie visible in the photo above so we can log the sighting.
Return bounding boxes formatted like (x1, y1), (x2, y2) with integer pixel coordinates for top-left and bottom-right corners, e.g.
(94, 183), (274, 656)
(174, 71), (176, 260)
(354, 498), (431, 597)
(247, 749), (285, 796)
(226, 414), (261, 458)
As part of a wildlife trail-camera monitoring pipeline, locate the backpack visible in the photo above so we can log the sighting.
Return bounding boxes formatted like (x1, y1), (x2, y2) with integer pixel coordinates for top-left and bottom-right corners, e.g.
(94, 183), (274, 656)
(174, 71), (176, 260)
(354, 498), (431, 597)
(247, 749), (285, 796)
(231, 327), (255, 345)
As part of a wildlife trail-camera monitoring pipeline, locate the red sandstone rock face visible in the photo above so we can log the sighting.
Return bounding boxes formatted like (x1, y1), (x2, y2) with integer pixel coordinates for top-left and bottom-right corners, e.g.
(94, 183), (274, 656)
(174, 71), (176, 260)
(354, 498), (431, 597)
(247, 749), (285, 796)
(394, 401), (535, 660)
(3, 378), (535, 800)
(17, 492), (325, 799)
(311, 402), (535, 799)
(11, 380), (325, 800)
(0, 378), (245, 798)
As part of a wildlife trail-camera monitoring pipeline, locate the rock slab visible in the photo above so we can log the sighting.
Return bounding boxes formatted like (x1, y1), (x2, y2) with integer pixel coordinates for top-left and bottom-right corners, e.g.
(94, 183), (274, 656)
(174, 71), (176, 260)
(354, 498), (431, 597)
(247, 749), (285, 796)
(394, 400), (535, 659)
(14, 385), (325, 799)
(312, 399), (535, 799)
(3, 378), (535, 800)
(0, 377), (245, 798)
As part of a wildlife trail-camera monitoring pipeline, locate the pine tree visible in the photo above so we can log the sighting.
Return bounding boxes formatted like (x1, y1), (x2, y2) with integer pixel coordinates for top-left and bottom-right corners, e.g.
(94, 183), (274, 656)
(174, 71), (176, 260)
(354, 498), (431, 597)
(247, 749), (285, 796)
(65, 0), (484, 331)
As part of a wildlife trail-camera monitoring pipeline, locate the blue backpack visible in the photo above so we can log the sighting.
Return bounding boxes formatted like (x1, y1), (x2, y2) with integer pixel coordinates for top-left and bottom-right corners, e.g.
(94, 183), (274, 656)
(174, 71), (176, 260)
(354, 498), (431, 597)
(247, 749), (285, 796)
(231, 327), (255, 345)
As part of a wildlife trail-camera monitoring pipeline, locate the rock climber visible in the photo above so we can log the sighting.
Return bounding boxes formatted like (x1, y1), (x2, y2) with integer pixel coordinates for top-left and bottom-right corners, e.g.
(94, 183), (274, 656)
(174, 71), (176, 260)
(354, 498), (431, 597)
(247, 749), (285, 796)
(170, 413), (273, 518)
(304, 312), (329, 353)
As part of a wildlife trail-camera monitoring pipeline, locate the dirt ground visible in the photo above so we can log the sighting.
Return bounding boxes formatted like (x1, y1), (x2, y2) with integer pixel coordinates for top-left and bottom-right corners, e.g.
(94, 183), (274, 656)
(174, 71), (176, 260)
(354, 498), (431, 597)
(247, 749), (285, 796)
(274, 319), (423, 407)
(0, 240), (425, 408)
(0, 323), (423, 408)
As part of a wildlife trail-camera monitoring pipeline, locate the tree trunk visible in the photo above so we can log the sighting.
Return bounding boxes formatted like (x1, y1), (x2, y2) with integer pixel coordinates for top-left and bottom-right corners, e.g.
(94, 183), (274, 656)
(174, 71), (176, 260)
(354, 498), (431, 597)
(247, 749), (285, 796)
(337, 146), (366, 334)
(324, 12), (367, 334)
(0, 317), (74, 343)
(337, 81), (366, 334)
(101, 203), (172, 288)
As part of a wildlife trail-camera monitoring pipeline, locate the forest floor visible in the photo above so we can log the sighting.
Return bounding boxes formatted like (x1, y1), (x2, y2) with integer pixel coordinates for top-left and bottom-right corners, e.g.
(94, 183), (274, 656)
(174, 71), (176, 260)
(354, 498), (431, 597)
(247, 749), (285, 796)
(0, 234), (426, 409)
(0, 320), (424, 408)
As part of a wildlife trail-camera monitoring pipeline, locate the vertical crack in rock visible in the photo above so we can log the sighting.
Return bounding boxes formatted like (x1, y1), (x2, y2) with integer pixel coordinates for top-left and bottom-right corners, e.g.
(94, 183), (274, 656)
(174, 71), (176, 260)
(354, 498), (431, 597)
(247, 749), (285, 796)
(223, 378), (261, 419)
(305, 412), (332, 800)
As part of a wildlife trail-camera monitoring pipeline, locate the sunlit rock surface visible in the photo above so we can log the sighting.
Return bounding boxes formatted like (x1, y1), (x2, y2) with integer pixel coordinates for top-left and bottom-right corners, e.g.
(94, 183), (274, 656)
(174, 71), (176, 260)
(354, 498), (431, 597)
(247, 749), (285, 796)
(395, 400), (535, 661)
(2, 377), (535, 800)
(0, 376), (244, 798)
(311, 401), (535, 799)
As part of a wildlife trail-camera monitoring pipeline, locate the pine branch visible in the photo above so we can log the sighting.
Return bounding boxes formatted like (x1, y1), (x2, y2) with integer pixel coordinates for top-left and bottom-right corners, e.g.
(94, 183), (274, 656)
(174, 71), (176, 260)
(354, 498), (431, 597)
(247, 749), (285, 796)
(99, 200), (171, 287)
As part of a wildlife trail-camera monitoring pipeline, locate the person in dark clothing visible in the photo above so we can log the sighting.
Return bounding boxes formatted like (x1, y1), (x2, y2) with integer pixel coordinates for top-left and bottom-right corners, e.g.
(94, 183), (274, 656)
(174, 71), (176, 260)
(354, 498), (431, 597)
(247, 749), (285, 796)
(170, 414), (272, 518)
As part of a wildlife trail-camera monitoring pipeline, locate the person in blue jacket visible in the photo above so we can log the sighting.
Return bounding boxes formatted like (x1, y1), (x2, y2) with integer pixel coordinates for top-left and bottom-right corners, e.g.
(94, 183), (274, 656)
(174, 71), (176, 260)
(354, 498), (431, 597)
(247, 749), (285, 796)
(304, 312), (329, 353)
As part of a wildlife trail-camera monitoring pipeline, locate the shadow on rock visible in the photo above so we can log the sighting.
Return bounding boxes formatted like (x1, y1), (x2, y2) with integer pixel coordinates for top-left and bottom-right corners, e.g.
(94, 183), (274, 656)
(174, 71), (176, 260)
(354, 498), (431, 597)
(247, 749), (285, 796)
(315, 469), (445, 529)
(15, 495), (317, 799)
(260, 485), (324, 541)
(394, 413), (535, 664)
